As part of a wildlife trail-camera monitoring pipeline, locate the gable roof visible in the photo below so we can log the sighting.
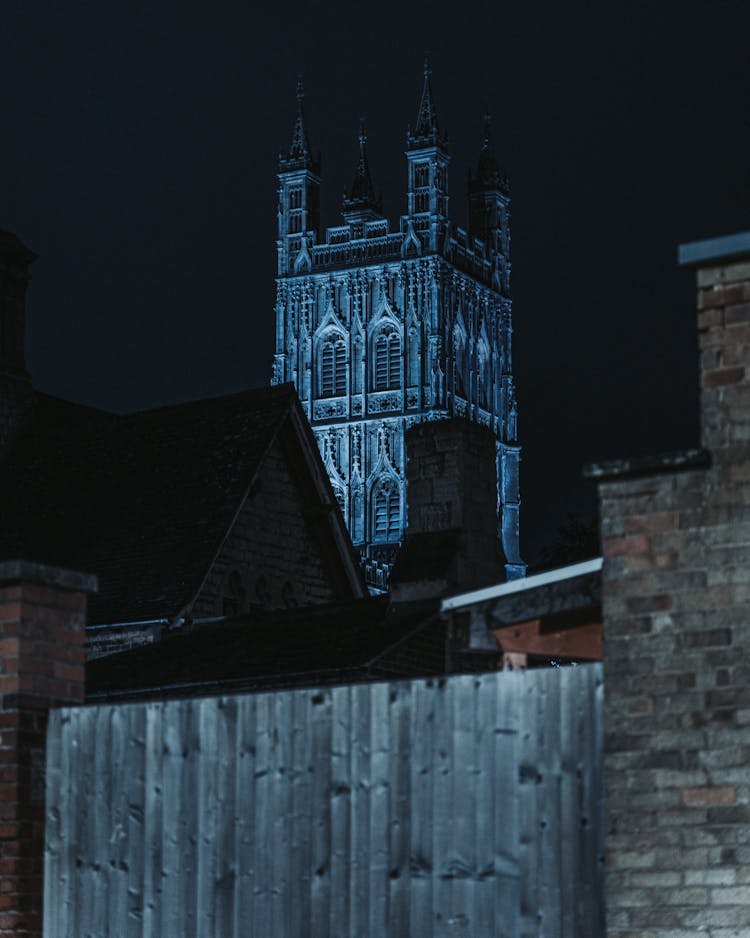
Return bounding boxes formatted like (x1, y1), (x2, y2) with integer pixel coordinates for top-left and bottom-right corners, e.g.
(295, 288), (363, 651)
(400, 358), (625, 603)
(0, 383), (364, 625)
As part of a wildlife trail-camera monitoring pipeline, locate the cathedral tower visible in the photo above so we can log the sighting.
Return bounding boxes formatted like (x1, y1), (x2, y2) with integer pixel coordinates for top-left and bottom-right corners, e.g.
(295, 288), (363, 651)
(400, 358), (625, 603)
(272, 65), (525, 588)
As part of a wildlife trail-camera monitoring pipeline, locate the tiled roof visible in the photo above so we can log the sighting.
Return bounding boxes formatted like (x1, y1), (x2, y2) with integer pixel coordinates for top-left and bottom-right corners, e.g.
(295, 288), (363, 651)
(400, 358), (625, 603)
(0, 384), (298, 624)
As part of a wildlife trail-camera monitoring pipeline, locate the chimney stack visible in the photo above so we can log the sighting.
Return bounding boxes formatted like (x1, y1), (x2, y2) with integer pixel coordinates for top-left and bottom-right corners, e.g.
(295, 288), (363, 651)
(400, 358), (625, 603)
(391, 419), (506, 600)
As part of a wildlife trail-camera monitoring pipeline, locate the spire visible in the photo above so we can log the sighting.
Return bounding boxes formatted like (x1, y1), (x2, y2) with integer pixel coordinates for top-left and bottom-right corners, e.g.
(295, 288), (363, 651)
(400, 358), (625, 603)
(469, 109), (509, 195)
(279, 77), (320, 174)
(342, 120), (382, 220)
(407, 55), (448, 150)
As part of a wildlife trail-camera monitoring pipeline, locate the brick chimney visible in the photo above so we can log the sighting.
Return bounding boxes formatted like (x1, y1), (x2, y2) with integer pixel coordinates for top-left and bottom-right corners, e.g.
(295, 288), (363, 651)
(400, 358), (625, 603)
(391, 419), (507, 600)
(584, 231), (750, 938)
(0, 560), (97, 938)
(0, 230), (36, 457)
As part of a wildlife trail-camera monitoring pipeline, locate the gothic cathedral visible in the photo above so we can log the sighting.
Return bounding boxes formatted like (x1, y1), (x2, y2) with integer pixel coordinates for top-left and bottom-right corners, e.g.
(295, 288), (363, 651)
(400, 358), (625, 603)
(271, 62), (525, 588)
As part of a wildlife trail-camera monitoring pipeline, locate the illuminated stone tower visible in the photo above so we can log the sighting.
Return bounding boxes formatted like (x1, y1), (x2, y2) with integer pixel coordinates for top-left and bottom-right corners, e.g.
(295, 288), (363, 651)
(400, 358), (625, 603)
(272, 64), (525, 588)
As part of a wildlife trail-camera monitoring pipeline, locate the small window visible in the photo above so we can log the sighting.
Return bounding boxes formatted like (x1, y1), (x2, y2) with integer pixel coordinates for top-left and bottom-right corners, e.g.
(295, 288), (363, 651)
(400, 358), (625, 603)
(373, 326), (400, 391)
(320, 334), (347, 397)
(289, 213), (302, 234)
(373, 479), (400, 541)
(289, 187), (302, 209)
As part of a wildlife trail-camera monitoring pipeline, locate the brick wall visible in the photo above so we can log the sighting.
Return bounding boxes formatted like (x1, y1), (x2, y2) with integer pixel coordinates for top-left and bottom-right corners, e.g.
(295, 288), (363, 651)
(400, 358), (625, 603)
(0, 561), (96, 937)
(591, 239), (750, 937)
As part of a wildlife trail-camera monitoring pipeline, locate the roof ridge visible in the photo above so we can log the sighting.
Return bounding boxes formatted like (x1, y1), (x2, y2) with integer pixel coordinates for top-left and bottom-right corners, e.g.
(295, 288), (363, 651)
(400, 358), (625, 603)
(122, 382), (296, 419)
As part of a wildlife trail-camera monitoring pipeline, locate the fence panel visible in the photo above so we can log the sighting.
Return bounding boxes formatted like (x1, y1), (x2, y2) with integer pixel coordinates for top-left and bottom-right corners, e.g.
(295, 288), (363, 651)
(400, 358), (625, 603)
(45, 665), (604, 937)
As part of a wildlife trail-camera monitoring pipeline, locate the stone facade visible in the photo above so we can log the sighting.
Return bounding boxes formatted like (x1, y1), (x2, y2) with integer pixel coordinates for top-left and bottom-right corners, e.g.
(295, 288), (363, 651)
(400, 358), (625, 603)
(588, 235), (750, 938)
(271, 65), (524, 585)
(192, 427), (342, 618)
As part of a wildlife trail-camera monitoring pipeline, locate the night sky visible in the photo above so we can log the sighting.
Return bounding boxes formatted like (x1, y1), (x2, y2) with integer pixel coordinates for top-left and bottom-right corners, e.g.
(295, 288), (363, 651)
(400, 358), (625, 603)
(2, 1), (749, 565)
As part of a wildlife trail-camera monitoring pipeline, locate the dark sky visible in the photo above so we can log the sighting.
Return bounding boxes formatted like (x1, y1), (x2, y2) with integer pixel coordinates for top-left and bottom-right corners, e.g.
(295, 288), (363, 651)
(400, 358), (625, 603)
(2, 0), (749, 564)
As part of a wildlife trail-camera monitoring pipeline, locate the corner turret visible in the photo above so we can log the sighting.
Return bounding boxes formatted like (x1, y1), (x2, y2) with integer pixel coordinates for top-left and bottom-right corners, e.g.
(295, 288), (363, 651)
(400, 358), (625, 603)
(276, 79), (321, 275)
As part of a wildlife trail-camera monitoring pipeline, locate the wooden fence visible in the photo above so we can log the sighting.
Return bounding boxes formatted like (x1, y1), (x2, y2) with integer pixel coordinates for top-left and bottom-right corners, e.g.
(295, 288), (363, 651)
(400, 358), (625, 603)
(44, 665), (604, 937)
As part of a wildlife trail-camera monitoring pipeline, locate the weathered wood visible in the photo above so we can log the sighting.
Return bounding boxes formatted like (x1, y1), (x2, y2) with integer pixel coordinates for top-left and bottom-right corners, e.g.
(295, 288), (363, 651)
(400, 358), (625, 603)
(368, 681), (390, 935)
(45, 665), (604, 938)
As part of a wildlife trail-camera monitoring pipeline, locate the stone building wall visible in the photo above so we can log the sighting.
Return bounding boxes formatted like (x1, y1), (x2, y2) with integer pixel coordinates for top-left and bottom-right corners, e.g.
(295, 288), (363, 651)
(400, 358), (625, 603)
(192, 426), (339, 618)
(590, 236), (750, 937)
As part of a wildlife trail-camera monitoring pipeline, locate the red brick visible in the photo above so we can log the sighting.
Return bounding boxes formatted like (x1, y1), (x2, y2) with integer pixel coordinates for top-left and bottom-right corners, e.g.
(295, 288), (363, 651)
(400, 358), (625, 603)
(604, 534), (651, 557)
(52, 662), (82, 682)
(682, 786), (737, 806)
(624, 512), (678, 535)
(703, 366), (746, 387)
(699, 283), (750, 310)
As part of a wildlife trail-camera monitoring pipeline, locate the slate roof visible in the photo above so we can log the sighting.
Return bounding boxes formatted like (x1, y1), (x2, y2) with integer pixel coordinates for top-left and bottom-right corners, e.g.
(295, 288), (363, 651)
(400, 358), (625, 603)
(0, 384), (327, 625)
(86, 596), (447, 701)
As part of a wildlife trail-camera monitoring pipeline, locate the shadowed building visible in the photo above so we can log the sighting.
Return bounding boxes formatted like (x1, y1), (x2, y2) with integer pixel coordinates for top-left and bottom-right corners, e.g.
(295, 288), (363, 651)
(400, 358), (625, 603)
(271, 62), (525, 589)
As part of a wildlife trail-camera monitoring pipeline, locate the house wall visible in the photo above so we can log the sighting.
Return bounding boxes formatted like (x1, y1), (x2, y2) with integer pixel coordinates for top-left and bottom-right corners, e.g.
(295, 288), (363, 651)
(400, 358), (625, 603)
(598, 244), (750, 937)
(192, 426), (341, 618)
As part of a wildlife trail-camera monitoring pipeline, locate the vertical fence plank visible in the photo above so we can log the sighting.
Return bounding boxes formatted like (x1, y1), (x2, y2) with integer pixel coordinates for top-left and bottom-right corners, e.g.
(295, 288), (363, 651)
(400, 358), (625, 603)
(106, 706), (130, 936)
(448, 675), (477, 933)
(288, 689), (312, 937)
(409, 678), (435, 932)
(89, 706), (112, 935)
(473, 673), (497, 937)
(214, 697), (238, 935)
(160, 700), (184, 937)
(368, 681), (390, 937)
(542, 670), (563, 938)
(43, 710), (63, 938)
(387, 680), (411, 935)
(583, 664), (605, 936)
(495, 671), (521, 938)
(517, 671), (539, 938)
(233, 692), (257, 932)
(142, 702), (164, 938)
(252, 693), (273, 936)
(350, 682), (372, 938)
(310, 688), (332, 936)
(329, 684), (352, 935)
(271, 690), (292, 936)
(558, 666), (580, 938)
(432, 677), (453, 938)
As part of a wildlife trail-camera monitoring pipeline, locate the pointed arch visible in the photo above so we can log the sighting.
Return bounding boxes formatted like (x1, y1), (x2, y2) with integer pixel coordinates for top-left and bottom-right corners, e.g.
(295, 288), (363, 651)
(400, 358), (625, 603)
(371, 476), (401, 542)
(476, 333), (491, 410)
(319, 330), (347, 397)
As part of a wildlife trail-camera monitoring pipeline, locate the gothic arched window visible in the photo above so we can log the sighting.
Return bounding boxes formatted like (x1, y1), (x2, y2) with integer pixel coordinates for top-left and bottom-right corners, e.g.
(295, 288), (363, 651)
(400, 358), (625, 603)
(373, 325), (401, 391)
(320, 333), (347, 397)
(372, 478), (400, 541)
(477, 348), (489, 410)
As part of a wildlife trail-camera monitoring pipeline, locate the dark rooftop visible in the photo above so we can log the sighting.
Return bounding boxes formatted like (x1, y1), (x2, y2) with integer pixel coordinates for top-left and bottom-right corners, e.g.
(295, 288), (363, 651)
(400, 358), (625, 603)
(0, 384), (298, 625)
(86, 595), (445, 701)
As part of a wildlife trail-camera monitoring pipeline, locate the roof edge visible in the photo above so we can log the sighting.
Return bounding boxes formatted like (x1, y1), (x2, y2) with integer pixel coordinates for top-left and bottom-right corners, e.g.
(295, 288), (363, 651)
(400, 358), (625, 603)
(0, 559), (98, 593)
(678, 231), (750, 268)
(583, 448), (710, 483)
